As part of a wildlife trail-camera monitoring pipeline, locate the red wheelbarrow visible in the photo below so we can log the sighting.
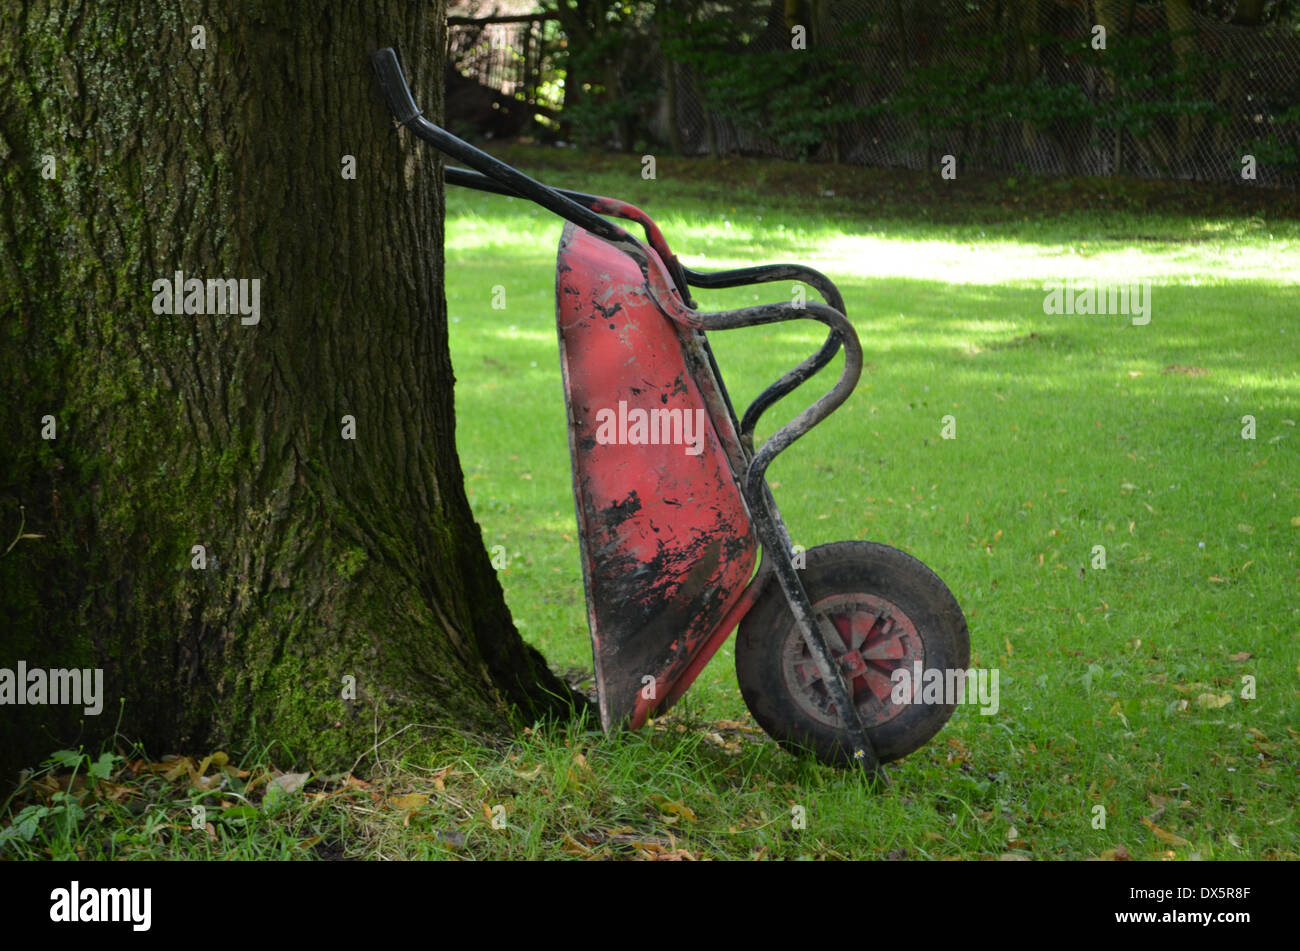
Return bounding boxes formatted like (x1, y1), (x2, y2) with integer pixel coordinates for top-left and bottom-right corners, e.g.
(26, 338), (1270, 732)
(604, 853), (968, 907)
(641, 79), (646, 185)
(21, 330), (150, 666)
(374, 50), (969, 776)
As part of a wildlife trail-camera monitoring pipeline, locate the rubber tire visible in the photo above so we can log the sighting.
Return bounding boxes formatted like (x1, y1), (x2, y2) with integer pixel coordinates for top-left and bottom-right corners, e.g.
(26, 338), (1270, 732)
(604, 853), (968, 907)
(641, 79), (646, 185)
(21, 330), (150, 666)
(735, 541), (970, 768)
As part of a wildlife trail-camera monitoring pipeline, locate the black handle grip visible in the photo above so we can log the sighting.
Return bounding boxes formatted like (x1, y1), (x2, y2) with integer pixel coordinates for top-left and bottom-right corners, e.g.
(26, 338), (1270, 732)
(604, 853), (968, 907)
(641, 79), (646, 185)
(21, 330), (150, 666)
(371, 47), (422, 124)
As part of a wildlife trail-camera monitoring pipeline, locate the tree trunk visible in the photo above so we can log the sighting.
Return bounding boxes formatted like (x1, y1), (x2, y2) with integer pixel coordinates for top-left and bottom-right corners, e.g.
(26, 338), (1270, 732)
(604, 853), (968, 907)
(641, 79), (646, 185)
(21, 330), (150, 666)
(1230, 0), (1266, 26)
(1011, 0), (1041, 151)
(1164, 0), (1201, 169)
(0, 0), (578, 783)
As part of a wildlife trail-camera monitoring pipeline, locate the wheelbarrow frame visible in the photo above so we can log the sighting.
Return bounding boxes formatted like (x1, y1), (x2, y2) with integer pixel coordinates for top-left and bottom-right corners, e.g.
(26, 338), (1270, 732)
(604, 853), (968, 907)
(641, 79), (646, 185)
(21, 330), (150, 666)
(373, 49), (884, 776)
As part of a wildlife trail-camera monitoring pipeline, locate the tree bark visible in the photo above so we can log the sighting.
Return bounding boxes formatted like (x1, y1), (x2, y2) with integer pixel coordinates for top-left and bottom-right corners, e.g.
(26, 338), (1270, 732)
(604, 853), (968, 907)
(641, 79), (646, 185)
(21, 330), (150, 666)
(0, 0), (578, 783)
(1164, 0), (1201, 168)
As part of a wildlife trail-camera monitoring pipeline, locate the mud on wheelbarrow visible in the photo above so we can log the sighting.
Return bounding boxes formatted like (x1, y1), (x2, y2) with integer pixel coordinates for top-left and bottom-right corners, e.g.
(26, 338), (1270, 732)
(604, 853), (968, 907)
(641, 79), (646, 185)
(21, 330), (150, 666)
(373, 49), (970, 778)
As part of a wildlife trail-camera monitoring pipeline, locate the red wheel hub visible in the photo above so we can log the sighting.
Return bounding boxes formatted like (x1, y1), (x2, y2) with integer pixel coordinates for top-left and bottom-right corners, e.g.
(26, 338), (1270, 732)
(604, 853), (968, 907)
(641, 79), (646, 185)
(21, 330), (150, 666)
(781, 592), (924, 728)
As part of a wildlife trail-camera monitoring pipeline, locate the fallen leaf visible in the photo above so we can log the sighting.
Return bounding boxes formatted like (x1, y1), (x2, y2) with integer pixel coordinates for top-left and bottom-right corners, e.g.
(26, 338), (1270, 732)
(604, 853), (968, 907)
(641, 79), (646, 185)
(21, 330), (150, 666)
(1196, 692), (1232, 709)
(1142, 816), (1189, 847)
(1108, 700), (1130, 729)
(561, 833), (591, 856)
(1101, 843), (1131, 861)
(391, 793), (429, 813)
(999, 852), (1031, 861)
(650, 795), (697, 822)
(161, 758), (192, 782)
(269, 772), (310, 794)
(1229, 652), (1252, 663)
(650, 848), (697, 861)
(566, 751), (595, 787)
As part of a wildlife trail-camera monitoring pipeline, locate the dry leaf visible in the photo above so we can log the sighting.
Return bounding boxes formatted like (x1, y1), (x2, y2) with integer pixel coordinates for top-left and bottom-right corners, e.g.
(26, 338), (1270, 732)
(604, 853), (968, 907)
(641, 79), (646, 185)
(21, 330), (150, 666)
(560, 834), (591, 856)
(270, 771), (310, 794)
(1196, 692), (1231, 709)
(1108, 700), (1130, 729)
(1142, 816), (1189, 847)
(650, 848), (697, 861)
(391, 793), (429, 812)
(161, 758), (192, 782)
(1229, 652), (1252, 663)
(651, 795), (697, 822)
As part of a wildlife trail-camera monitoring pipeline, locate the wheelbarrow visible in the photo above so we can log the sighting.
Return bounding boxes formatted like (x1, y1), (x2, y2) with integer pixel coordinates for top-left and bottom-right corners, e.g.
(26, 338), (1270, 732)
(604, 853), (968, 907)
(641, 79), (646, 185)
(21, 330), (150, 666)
(373, 49), (969, 776)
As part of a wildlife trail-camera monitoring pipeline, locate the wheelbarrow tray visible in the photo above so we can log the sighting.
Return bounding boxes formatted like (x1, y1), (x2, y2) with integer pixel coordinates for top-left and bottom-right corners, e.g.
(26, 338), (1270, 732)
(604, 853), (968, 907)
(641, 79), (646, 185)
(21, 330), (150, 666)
(556, 223), (759, 731)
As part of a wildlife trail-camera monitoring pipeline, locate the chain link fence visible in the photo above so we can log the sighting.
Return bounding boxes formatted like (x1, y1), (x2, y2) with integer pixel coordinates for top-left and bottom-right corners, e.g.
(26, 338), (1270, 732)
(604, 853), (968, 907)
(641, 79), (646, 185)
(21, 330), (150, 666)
(447, 13), (560, 108)
(450, 1), (1300, 188)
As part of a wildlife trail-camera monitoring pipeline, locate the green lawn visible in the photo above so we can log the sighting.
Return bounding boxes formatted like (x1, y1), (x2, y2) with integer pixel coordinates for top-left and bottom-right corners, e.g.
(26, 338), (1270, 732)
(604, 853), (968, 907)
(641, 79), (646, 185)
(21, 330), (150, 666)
(444, 148), (1300, 859)
(5, 150), (1297, 860)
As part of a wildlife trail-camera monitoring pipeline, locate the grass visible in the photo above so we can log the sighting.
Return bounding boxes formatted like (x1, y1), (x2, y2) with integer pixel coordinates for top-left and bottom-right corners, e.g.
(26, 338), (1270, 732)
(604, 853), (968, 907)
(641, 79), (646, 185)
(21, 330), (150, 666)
(4, 148), (1298, 860)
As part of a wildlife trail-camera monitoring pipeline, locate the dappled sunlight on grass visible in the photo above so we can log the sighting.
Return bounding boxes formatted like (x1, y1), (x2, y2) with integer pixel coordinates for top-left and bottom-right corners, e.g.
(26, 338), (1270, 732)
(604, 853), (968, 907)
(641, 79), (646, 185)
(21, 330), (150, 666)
(432, 147), (1300, 859)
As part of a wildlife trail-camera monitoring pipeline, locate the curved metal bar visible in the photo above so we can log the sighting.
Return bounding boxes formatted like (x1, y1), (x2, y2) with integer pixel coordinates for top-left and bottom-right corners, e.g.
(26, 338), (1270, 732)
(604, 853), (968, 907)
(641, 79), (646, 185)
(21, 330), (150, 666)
(443, 166), (692, 296)
(373, 48), (651, 272)
(643, 256), (863, 481)
(683, 262), (845, 313)
(681, 264), (847, 452)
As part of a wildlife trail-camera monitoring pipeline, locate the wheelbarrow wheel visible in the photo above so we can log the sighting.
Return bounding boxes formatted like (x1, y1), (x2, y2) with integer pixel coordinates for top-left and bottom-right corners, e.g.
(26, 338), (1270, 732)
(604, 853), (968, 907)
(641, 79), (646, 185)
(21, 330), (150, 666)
(735, 541), (970, 768)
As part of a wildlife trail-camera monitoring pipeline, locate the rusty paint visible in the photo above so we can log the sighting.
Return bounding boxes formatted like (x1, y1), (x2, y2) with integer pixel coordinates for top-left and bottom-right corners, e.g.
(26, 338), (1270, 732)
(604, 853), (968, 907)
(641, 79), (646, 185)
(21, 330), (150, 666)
(557, 223), (758, 731)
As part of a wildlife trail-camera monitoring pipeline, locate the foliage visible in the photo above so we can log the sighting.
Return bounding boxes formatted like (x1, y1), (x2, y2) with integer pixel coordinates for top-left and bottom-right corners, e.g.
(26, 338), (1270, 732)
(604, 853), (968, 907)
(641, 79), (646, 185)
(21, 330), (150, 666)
(660, 3), (871, 158)
(540, 0), (661, 149)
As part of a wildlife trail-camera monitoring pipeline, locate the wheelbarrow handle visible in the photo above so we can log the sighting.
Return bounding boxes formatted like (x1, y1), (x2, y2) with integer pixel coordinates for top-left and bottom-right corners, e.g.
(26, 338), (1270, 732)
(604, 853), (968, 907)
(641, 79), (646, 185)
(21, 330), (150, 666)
(372, 48), (648, 265)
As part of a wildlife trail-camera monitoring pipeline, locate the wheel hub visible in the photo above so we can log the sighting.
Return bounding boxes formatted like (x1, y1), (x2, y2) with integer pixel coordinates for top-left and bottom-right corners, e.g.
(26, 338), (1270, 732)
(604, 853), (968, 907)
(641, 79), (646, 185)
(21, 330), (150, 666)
(781, 592), (924, 729)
